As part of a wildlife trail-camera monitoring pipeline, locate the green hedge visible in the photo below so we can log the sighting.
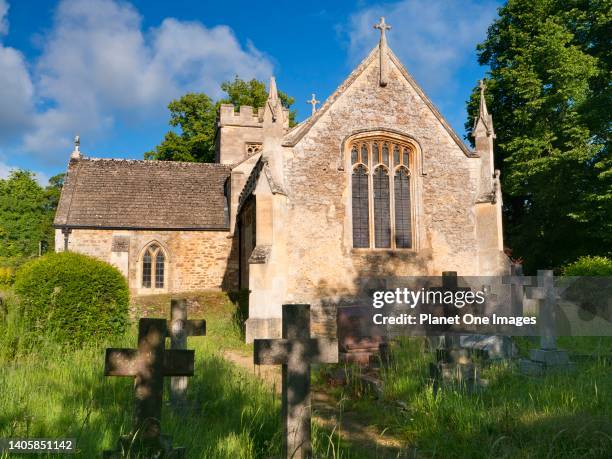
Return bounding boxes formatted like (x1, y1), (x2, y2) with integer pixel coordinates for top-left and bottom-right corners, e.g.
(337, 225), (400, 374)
(13, 252), (129, 346)
(562, 256), (612, 276)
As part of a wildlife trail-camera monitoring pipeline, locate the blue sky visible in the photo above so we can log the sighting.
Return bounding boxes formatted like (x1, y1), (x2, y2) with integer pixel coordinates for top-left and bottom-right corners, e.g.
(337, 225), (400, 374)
(0, 0), (503, 183)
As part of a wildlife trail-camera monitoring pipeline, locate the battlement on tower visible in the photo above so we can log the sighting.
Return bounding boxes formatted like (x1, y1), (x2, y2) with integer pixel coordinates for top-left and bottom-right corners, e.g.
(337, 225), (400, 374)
(219, 104), (263, 127)
(216, 103), (291, 164)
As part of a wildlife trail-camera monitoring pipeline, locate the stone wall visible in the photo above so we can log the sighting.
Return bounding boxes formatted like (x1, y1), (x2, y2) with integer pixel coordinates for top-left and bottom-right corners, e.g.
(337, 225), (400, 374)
(282, 55), (503, 331)
(55, 228), (238, 295)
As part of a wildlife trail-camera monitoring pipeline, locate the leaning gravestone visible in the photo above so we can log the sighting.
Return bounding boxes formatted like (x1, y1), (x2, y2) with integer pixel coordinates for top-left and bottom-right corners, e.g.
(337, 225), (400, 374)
(520, 270), (573, 376)
(103, 318), (195, 458)
(254, 304), (338, 459)
(168, 298), (206, 408)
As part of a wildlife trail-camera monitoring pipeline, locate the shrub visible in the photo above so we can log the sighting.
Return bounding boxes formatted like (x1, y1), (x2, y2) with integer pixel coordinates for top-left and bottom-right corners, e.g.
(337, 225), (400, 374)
(0, 266), (14, 286)
(562, 256), (612, 276)
(13, 252), (129, 346)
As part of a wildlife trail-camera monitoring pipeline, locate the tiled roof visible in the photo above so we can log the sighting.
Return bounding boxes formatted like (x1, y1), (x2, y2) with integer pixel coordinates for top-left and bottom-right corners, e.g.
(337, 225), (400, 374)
(54, 158), (230, 229)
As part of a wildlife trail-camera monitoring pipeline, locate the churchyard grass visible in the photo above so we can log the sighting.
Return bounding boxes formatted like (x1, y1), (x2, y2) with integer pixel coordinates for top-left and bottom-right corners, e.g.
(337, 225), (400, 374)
(0, 291), (354, 458)
(321, 337), (612, 458)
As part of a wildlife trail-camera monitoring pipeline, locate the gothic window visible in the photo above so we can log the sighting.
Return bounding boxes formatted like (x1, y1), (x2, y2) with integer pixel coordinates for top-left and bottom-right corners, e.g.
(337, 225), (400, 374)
(352, 164), (370, 248)
(142, 243), (166, 289)
(349, 137), (415, 249)
(142, 251), (152, 288)
(394, 167), (412, 248)
(373, 166), (391, 248)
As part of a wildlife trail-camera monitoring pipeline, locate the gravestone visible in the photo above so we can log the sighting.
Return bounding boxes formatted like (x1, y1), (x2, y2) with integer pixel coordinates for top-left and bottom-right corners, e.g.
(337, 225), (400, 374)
(103, 318), (194, 458)
(254, 304), (338, 459)
(502, 264), (533, 317)
(429, 272), (484, 392)
(520, 270), (573, 376)
(169, 298), (206, 408)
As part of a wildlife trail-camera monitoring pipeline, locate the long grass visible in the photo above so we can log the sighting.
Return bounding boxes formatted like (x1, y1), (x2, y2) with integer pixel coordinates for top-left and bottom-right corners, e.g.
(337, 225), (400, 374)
(337, 337), (612, 458)
(0, 290), (354, 458)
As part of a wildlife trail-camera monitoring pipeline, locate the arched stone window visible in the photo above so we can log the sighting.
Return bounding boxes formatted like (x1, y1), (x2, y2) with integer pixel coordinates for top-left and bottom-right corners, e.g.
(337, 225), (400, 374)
(349, 136), (414, 249)
(142, 243), (166, 289)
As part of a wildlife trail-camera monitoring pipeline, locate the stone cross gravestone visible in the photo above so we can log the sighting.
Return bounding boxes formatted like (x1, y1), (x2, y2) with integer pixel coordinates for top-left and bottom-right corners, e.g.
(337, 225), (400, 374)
(103, 318), (194, 457)
(254, 304), (338, 459)
(169, 298), (206, 408)
(502, 264), (533, 317)
(520, 270), (572, 375)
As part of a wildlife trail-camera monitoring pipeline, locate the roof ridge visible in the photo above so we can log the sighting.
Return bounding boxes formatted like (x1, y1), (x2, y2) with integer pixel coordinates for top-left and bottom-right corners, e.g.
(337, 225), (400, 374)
(282, 44), (477, 158)
(79, 157), (231, 167)
(282, 46), (378, 146)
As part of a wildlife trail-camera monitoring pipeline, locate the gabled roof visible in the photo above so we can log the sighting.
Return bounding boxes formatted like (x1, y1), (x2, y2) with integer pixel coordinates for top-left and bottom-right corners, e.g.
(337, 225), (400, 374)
(54, 158), (231, 230)
(283, 45), (477, 158)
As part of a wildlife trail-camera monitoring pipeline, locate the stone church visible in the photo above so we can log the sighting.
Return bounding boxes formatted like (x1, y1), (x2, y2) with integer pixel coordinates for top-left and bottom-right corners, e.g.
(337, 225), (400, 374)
(54, 20), (508, 341)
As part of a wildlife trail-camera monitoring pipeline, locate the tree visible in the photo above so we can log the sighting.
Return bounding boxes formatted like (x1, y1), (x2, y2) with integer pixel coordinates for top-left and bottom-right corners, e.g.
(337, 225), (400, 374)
(0, 170), (59, 261)
(145, 77), (296, 163)
(466, 0), (611, 272)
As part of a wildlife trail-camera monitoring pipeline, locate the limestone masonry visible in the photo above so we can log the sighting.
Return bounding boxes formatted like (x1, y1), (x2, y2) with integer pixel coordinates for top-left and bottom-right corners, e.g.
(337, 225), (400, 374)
(55, 24), (508, 342)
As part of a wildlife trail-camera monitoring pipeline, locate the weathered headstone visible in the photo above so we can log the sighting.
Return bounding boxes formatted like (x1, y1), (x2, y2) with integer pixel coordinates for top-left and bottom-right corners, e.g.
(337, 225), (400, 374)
(103, 318), (194, 458)
(520, 270), (573, 376)
(169, 298), (206, 408)
(502, 264), (533, 317)
(429, 272), (485, 392)
(254, 304), (338, 459)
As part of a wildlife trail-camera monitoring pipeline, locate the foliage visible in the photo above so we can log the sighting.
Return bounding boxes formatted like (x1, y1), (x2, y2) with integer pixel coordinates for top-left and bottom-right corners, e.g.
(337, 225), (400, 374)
(145, 77), (296, 163)
(466, 0), (612, 272)
(328, 337), (612, 458)
(563, 255), (612, 276)
(0, 170), (61, 262)
(13, 252), (129, 347)
(0, 291), (355, 458)
(0, 266), (14, 287)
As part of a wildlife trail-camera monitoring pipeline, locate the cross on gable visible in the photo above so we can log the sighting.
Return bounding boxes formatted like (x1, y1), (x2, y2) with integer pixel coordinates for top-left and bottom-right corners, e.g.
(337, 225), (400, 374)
(254, 304), (338, 459)
(374, 16), (391, 38)
(306, 93), (320, 116)
(373, 16), (392, 87)
(104, 318), (194, 440)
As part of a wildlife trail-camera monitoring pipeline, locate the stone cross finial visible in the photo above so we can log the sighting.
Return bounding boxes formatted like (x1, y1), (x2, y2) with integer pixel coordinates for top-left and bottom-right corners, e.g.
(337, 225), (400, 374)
(104, 318), (193, 456)
(374, 17), (391, 87)
(71, 135), (81, 159)
(306, 93), (320, 116)
(169, 298), (206, 408)
(478, 80), (488, 117)
(254, 304), (338, 459)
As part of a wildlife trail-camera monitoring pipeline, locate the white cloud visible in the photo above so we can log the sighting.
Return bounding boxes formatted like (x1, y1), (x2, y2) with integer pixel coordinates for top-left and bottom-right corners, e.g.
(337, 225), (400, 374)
(0, 160), (11, 179)
(0, 0), (35, 141)
(345, 0), (499, 90)
(3, 0), (274, 165)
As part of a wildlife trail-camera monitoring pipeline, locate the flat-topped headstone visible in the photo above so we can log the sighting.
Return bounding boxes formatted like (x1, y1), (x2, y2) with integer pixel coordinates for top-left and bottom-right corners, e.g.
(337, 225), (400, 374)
(103, 318), (194, 457)
(254, 304), (338, 459)
(169, 298), (206, 407)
